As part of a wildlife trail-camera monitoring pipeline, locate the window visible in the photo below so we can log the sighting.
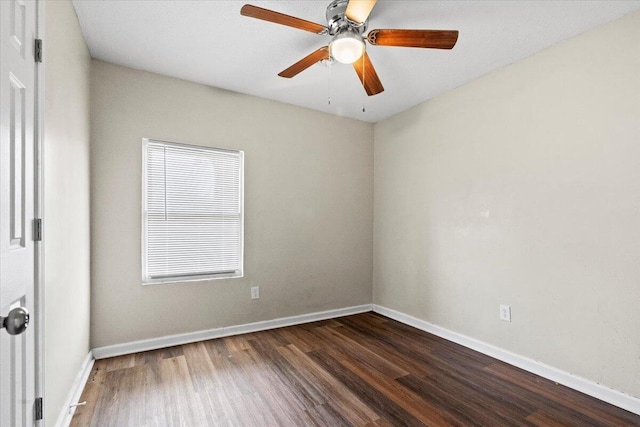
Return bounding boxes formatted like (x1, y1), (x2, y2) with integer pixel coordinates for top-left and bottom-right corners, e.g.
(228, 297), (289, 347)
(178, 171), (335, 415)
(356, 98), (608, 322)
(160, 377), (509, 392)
(142, 139), (244, 284)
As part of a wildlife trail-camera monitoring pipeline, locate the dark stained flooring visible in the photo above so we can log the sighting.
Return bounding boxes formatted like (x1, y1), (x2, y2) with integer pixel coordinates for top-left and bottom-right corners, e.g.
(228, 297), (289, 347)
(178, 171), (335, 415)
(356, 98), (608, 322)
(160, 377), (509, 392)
(71, 312), (640, 426)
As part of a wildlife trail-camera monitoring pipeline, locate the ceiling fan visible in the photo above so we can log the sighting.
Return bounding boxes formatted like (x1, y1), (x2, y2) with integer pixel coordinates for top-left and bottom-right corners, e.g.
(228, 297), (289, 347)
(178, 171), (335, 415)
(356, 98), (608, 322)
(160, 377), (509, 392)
(240, 0), (459, 96)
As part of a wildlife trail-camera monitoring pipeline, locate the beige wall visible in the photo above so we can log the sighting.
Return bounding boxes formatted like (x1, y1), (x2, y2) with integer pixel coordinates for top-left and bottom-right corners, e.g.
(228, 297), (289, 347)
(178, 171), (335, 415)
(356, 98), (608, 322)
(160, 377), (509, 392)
(44, 0), (92, 423)
(374, 10), (640, 399)
(90, 61), (373, 348)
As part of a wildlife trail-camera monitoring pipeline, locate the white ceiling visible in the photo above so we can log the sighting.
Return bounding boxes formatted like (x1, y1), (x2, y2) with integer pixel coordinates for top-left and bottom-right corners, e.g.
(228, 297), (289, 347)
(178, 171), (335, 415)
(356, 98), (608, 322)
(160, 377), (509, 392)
(72, 1), (640, 123)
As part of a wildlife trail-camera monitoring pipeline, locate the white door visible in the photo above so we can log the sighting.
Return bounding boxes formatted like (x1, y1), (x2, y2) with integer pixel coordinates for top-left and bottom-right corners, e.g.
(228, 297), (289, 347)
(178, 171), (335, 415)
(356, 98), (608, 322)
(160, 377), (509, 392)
(0, 0), (38, 426)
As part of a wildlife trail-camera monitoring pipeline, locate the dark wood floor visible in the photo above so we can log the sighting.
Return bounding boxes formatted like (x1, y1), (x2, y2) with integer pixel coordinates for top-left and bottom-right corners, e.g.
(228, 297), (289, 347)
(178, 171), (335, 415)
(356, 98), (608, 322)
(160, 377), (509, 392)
(71, 312), (640, 426)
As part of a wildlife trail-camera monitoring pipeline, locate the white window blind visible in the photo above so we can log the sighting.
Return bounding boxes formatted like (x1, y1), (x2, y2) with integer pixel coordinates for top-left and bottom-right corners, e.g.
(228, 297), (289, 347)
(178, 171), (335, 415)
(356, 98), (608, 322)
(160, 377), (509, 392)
(142, 139), (244, 283)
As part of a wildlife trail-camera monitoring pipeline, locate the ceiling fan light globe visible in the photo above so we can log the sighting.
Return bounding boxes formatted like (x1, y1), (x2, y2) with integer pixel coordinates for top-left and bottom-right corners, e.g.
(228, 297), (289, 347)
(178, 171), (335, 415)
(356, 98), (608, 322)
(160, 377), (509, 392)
(330, 33), (364, 64)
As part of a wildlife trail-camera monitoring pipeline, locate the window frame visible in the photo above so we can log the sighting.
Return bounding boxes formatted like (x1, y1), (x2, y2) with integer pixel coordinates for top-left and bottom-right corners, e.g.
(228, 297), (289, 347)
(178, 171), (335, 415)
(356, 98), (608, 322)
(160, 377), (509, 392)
(141, 138), (244, 285)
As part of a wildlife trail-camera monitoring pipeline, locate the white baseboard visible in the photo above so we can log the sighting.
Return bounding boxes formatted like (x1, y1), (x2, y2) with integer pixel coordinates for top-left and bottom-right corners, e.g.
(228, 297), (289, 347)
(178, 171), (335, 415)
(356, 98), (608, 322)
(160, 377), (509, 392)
(372, 304), (640, 416)
(54, 351), (95, 427)
(92, 304), (373, 359)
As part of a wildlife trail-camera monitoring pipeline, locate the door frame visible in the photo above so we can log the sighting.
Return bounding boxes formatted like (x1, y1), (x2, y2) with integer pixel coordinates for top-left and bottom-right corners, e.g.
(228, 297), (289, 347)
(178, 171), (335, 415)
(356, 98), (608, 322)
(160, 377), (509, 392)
(34, 0), (45, 422)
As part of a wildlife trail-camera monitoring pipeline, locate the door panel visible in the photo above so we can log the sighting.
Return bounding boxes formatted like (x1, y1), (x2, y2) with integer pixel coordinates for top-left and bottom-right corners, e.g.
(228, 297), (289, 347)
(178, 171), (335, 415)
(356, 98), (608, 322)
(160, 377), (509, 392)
(10, 0), (27, 57)
(10, 73), (26, 249)
(1, 0), (37, 425)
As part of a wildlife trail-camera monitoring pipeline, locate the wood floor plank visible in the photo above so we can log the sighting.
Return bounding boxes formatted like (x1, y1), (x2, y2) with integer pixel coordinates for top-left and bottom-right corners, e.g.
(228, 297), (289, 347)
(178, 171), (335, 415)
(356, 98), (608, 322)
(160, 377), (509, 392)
(277, 326), (322, 353)
(305, 402), (353, 427)
(227, 392), (281, 427)
(158, 355), (202, 426)
(337, 321), (436, 378)
(103, 354), (136, 372)
(527, 410), (579, 427)
(202, 339), (255, 399)
(247, 337), (326, 409)
(312, 325), (411, 379)
(277, 343), (380, 425)
(181, 341), (217, 393)
(308, 348), (427, 427)
(397, 372), (537, 426)
(69, 361), (106, 427)
(71, 313), (640, 426)
(90, 366), (133, 427)
(486, 362), (640, 426)
(339, 357), (464, 427)
(236, 343), (314, 425)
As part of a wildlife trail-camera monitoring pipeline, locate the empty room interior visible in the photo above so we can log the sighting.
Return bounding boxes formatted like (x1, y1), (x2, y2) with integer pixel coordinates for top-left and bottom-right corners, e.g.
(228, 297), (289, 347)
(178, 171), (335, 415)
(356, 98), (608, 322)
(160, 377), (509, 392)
(2, 0), (640, 425)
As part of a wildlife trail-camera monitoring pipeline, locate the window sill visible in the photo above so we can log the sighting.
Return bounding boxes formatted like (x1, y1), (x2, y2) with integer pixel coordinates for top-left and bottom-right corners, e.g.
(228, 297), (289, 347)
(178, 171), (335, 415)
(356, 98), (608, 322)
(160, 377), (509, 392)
(142, 271), (243, 286)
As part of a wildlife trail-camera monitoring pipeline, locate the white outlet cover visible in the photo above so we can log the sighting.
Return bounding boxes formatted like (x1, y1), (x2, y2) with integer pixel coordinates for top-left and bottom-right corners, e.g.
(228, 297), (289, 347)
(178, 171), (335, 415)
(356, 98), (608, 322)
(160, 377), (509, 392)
(251, 286), (260, 300)
(500, 305), (512, 322)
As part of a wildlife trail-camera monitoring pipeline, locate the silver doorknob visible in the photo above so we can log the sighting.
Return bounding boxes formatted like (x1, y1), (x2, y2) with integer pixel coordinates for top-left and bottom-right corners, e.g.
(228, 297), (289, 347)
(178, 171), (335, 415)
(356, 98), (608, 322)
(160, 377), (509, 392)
(1, 307), (30, 336)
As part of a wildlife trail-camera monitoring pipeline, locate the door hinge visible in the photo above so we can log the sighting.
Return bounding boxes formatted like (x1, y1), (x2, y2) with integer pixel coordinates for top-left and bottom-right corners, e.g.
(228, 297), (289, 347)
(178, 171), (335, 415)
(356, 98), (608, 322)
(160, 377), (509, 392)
(35, 39), (43, 63)
(34, 218), (43, 241)
(35, 397), (43, 421)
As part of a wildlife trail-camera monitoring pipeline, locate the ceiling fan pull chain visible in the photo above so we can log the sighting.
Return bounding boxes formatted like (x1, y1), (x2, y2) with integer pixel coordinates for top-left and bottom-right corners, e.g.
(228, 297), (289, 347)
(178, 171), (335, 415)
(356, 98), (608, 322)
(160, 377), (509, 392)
(328, 59), (332, 105)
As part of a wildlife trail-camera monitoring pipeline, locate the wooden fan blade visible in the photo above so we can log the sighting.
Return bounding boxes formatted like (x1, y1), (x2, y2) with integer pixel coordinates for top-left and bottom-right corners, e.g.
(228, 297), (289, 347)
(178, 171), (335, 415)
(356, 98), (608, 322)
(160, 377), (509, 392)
(278, 47), (330, 78)
(345, 0), (377, 24)
(353, 52), (384, 96)
(240, 4), (326, 34)
(367, 29), (459, 49)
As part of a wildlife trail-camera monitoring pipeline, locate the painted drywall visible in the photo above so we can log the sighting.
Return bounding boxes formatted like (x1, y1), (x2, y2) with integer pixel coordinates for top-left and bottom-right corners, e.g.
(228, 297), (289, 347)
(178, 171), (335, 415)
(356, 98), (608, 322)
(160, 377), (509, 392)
(90, 61), (373, 348)
(44, 0), (92, 424)
(374, 10), (640, 399)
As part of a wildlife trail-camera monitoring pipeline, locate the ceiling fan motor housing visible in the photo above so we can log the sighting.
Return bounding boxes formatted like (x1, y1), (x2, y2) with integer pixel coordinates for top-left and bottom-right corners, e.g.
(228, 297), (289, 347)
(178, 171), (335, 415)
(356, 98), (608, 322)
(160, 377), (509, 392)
(326, 0), (368, 36)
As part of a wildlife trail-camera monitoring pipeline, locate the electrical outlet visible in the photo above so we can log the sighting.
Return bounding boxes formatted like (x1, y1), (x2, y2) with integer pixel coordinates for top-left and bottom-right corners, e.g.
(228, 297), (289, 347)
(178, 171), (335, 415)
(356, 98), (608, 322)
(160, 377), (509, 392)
(499, 305), (511, 322)
(251, 286), (260, 300)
